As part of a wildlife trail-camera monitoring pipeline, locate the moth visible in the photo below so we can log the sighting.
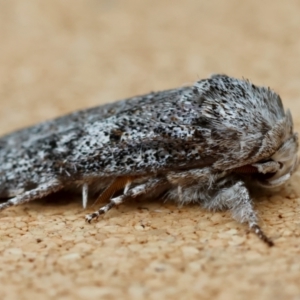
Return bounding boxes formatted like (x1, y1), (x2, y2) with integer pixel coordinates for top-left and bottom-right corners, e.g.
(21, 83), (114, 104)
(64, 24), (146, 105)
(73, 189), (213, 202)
(0, 74), (298, 246)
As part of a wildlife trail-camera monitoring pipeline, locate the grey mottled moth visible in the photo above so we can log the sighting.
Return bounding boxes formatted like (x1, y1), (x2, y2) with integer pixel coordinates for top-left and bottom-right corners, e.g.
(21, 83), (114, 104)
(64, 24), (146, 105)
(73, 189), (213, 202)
(0, 74), (298, 246)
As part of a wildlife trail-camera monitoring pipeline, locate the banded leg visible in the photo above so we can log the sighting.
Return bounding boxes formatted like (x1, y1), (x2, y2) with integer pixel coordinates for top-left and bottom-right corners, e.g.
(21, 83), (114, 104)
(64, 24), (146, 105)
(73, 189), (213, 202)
(0, 180), (63, 211)
(85, 178), (168, 223)
(203, 180), (274, 246)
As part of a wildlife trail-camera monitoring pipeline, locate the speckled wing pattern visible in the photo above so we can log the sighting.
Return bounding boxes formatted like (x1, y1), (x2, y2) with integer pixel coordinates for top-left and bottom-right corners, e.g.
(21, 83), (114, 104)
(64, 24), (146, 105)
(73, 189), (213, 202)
(0, 76), (283, 184)
(0, 74), (298, 246)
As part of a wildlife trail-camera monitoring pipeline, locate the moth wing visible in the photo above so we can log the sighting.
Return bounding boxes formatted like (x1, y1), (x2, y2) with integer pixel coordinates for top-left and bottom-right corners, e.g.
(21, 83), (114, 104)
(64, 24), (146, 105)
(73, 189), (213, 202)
(0, 87), (191, 197)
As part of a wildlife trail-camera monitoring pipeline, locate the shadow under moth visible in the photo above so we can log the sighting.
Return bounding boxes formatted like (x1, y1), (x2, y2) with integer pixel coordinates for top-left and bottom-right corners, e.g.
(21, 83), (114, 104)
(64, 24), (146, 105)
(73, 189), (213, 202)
(0, 74), (298, 246)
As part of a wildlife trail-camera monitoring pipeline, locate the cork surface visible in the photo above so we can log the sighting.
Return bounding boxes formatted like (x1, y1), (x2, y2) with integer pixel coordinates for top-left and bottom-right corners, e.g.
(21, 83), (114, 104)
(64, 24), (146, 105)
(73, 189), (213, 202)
(0, 1), (300, 299)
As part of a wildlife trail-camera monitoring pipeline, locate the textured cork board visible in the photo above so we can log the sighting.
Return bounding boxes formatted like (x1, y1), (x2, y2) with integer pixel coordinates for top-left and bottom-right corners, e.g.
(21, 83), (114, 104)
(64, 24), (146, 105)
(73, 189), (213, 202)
(0, 1), (300, 299)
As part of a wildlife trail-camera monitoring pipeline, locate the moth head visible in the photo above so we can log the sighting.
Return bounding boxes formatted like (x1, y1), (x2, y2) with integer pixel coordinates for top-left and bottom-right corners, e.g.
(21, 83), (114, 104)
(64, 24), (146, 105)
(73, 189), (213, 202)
(233, 109), (298, 188)
(254, 133), (299, 188)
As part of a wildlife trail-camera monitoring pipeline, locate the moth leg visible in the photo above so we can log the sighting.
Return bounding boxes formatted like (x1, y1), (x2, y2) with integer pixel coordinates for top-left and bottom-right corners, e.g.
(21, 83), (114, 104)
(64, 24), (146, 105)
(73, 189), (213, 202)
(203, 181), (274, 246)
(0, 180), (63, 211)
(91, 176), (133, 207)
(85, 194), (123, 223)
(82, 183), (88, 209)
(251, 161), (281, 174)
(85, 178), (168, 223)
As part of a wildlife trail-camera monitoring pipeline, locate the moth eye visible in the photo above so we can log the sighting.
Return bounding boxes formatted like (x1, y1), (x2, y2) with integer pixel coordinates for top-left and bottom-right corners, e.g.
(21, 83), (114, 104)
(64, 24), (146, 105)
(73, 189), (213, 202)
(278, 162), (283, 169)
